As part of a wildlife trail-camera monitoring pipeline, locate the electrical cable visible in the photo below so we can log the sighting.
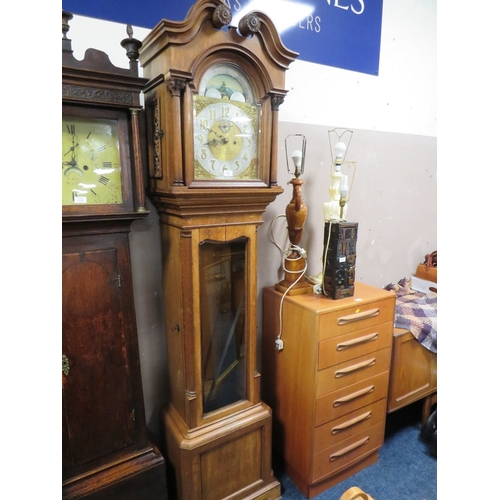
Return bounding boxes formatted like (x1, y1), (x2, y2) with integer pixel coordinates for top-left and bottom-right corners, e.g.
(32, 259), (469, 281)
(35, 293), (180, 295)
(269, 213), (308, 351)
(321, 220), (333, 297)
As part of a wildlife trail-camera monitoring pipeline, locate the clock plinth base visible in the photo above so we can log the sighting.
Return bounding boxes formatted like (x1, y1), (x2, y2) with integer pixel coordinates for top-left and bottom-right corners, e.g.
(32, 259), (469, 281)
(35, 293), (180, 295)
(162, 403), (281, 500)
(62, 445), (167, 500)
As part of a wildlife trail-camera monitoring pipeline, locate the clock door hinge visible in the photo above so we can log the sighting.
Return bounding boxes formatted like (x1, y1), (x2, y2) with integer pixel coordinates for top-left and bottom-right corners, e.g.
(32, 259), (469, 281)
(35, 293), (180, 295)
(111, 274), (122, 288)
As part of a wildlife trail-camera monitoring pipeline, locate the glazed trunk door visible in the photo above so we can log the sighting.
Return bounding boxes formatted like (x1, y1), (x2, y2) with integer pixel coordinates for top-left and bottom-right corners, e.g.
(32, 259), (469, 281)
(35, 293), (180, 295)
(199, 236), (247, 415)
(62, 248), (135, 478)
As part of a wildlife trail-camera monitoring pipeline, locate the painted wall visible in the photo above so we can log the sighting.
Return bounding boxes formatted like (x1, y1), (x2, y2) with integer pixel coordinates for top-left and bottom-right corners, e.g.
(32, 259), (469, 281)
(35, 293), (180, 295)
(65, 0), (436, 437)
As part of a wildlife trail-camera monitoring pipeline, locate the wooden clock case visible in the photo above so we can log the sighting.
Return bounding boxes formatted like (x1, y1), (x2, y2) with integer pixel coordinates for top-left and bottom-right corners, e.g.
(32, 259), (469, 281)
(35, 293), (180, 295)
(138, 1), (298, 499)
(62, 12), (167, 499)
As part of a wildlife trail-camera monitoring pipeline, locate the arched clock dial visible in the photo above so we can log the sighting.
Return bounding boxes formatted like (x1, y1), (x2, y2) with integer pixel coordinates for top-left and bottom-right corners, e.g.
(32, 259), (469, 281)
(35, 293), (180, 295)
(198, 62), (255, 103)
(194, 98), (259, 179)
(193, 62), (260, 180)
(62, 116), (122, 205)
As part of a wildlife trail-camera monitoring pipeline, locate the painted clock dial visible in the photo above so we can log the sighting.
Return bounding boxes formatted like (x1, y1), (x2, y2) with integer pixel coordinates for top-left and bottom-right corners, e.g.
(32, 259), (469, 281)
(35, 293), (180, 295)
(62, 116), (123, 205)
(193, 63), (260, 180)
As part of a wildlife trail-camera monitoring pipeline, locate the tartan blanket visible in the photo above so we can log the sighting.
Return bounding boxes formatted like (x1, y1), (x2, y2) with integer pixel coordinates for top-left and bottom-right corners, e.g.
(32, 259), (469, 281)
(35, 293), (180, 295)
(384, 278), (437, 353)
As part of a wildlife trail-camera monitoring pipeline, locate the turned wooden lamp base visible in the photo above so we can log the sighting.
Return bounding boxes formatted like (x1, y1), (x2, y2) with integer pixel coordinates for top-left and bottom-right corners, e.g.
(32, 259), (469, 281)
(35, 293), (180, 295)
(275, 253), (313, 296)
(275, 279), (313, 296)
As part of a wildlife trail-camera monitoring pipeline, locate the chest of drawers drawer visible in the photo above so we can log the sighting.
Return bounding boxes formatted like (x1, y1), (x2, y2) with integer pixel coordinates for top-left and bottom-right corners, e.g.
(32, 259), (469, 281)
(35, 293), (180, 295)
(312, 421), (385, 482)
(318, 321), (393, 371)
(316, 347), (391, 397)
(318, 299), (394, 341)
(315, 371), (390, 426)
(313, 398), (387, 454)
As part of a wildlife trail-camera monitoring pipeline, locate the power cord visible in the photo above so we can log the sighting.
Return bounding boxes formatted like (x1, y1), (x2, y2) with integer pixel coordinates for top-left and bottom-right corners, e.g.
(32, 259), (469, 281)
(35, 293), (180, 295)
(269, 214), (309, 351)
(321, 220), (334, 297)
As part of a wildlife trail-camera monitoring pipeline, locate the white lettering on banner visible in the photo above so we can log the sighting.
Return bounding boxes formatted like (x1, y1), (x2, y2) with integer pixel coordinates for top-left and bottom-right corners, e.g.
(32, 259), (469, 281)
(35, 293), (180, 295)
(298, 15), (321, 33)
(326, 0), (365, 15)
(333, 0), (349, 10)
(350, 0), (364, 14)
(224, 0), (243, 12)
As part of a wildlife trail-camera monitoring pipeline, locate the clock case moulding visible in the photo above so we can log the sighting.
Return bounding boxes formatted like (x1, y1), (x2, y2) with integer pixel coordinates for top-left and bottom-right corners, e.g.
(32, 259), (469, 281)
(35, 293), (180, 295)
(139, 0), (299, 212)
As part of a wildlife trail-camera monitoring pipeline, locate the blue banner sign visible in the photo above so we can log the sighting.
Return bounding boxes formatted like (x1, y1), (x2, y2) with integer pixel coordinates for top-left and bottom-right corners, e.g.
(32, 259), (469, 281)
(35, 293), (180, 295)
(62, 0), (383, 75)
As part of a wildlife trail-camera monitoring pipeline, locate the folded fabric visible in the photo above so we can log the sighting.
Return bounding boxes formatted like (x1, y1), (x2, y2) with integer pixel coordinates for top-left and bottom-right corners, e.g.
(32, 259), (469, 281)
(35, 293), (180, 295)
(385, 278), (437, 353)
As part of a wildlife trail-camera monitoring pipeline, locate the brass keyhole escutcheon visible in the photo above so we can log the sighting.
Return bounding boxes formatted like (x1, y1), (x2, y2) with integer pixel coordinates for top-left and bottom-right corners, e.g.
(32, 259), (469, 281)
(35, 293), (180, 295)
(62, 355), (70, 376)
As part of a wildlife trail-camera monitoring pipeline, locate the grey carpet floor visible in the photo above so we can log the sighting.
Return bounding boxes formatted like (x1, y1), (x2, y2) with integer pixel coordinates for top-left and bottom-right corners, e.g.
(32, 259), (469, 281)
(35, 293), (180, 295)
(275, 401), (437, 500)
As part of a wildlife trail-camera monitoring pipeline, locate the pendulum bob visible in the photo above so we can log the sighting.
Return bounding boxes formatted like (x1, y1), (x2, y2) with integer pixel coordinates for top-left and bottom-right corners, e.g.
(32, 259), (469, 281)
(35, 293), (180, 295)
(275, 177), (313, 295)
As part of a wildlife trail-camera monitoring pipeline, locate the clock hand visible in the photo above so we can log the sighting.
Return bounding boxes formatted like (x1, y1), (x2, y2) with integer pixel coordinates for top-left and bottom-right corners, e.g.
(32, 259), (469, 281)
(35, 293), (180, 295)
(204, 138), (220, 147)
(198, 120), (227, 142)
(62, 126), (83, 174)
(204, 135), (230, 148)
(64, 123), (80, 167)
(63, 143), (79, 156)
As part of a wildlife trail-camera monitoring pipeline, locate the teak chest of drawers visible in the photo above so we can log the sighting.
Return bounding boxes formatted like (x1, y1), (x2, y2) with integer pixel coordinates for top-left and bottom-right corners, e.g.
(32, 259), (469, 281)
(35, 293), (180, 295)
(262, 282), (396, 498)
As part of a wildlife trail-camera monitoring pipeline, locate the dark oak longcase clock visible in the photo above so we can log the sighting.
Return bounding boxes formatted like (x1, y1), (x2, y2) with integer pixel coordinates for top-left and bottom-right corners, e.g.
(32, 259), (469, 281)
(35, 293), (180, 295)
(138, 1), (298, 499)
(62, 11), (167, 499)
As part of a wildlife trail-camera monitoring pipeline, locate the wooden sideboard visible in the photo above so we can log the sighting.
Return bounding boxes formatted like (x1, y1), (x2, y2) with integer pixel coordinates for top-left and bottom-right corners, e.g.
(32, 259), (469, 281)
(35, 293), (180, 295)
(388, 263), (437, 423)
(387, 327), (437, 422)
(262, 282), (396, 499)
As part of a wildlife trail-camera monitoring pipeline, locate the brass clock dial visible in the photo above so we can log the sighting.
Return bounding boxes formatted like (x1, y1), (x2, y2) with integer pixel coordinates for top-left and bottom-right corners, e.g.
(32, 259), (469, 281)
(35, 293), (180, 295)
(193, 63), (260, 180)
(62, 116), (123, 205)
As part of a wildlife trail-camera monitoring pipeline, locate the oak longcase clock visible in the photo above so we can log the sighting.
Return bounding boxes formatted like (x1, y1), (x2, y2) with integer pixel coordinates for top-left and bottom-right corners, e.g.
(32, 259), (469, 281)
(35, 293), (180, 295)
(139, 1), (299, 499)
(62, 12), (167, 499)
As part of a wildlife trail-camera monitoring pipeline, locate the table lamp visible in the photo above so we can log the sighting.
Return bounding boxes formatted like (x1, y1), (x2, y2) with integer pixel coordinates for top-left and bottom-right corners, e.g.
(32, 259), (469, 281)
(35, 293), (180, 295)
(275, 134), (313, 296)
(323, 128), (355, 222)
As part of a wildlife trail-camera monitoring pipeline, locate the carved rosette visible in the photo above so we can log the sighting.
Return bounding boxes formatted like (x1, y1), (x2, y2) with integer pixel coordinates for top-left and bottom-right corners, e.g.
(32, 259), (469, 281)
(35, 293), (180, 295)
(212, 3), (232, 29)
(238, 12), (261, 37)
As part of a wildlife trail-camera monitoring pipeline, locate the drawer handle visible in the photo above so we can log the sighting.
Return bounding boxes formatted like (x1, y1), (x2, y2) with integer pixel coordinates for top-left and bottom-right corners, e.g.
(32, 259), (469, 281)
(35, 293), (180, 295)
(333, 385), (375, 407)
(335, 358), (376, 378)
(331, 411), (372, 434)
(329, 436), (370, 461)
(337, 308), (380, 325)
(337, 333), (378, 351)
